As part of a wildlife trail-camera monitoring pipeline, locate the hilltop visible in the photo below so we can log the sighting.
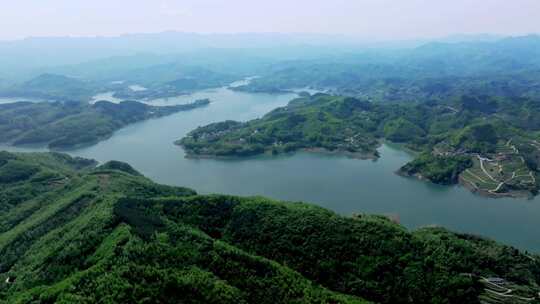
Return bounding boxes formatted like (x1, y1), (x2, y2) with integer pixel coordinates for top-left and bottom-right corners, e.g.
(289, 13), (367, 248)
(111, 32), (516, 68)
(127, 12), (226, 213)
(0, 151), (539, 303)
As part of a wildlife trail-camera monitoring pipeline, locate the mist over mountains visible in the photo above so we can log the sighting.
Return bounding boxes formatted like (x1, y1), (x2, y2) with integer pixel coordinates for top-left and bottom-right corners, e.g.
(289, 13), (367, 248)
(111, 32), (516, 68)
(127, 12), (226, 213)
(0, 31), (522, 81)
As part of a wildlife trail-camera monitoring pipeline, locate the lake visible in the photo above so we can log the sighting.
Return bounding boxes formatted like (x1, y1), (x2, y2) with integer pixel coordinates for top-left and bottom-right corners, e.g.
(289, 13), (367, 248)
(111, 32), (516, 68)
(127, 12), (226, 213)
(0, 97), (47, 104)
(2, 85), (540, 252)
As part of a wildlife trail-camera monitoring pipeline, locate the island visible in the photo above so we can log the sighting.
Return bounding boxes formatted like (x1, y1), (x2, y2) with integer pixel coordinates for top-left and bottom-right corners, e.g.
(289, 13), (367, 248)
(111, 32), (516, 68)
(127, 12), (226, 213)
(0, 151), (539, 303)
(0, 66), (237, 103)
(0, 98), (210, 150)
(178, 93), (540, 198)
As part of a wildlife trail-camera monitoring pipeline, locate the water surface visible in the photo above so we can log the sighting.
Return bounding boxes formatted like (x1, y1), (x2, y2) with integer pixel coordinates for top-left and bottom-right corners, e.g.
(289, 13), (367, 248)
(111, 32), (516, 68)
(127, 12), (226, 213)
(2, 85), (540, 252)
(0, 97), (48, 104)
(128, 85), (148, 91)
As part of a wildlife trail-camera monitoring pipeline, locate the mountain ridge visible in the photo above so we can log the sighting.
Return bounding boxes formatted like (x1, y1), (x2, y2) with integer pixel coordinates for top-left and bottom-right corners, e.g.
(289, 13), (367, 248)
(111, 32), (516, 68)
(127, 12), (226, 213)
(0, 151), (539, 303)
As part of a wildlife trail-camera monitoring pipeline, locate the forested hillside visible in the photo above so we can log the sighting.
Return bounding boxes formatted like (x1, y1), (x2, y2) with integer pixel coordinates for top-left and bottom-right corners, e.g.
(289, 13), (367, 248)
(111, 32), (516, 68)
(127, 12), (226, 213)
(179, 93), (540, 197)
(234, 36), (540, 101)
(0, 151), (539, 303)
(0, 99), (209, 150)
(0, 66), (236, 103)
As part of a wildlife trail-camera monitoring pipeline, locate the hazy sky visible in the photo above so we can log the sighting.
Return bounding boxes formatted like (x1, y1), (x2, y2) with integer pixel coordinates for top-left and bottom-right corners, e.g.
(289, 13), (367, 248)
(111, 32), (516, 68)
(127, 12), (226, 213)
(1, 0), (539, 40)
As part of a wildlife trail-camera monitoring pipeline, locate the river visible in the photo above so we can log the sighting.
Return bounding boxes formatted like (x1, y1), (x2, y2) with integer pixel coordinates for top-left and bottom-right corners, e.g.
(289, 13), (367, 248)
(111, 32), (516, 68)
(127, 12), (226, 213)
(2, 84), (540, 252)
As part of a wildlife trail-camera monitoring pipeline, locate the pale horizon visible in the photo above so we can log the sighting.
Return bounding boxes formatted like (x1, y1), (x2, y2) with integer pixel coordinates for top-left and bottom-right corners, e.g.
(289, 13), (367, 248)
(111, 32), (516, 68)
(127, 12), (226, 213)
(0, 30), (534, 43)
(1, 0), (540, 41)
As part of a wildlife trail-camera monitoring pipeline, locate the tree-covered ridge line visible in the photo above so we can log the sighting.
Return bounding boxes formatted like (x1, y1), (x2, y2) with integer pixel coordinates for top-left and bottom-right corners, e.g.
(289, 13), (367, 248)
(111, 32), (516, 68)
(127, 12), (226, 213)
(0, 65), (237, 103)
(232, 35), (540, 101)
(234, 65), (540, 103)
(0, 151), (539, 303)
(179, 93), (540, 197)
(4, 35), (540, 104)
(178, 94), (385, 159)
(0, 99), (209, 150)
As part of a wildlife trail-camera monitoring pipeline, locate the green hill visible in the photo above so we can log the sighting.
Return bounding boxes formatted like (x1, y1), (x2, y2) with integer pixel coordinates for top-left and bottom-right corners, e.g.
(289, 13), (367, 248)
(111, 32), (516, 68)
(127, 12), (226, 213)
(179, 94), (540, 197)
(0, 99), (209, 150)
(233, 35), (540, 101)
(0, 152), (539, 303)
(0, 74), (99, 102)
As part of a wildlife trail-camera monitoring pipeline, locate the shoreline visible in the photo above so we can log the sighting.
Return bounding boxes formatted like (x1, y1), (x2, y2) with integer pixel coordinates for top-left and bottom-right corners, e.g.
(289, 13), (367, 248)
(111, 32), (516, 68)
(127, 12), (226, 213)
(396, 169), (534, 199)
(458, 175), (533, 199)
(301, 147), (378, 160)
(180, 139), (536, 200)
(179, 145), (379, 161)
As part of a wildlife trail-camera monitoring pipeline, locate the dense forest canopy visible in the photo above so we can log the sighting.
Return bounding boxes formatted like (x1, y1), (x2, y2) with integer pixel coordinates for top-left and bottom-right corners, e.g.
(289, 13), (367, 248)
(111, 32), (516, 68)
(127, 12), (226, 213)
(0, 99), (209, 149)
(0, 151), (539, 303)
(0, 33), (540, 301)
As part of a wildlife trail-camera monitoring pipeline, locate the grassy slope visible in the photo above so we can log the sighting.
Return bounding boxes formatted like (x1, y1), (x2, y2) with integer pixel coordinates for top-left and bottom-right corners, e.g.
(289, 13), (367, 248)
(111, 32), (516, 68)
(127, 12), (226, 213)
(0, 152), (539, 303)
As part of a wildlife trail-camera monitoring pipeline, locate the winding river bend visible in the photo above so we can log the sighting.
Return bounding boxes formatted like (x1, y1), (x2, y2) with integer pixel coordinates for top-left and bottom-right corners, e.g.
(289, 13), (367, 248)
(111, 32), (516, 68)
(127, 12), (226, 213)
(2, 84), (540, 252)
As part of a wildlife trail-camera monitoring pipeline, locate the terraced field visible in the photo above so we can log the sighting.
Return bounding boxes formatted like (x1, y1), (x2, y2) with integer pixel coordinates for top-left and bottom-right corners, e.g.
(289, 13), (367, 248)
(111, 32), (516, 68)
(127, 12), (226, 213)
(479, 276), (539, 304)
(459, 140), (537, 197)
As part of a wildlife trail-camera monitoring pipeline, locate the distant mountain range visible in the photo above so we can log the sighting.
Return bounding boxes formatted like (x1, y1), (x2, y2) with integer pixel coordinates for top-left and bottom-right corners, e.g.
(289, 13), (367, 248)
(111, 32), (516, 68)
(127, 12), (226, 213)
(0, 31), (531, 80)
(2, 33), (540, 104)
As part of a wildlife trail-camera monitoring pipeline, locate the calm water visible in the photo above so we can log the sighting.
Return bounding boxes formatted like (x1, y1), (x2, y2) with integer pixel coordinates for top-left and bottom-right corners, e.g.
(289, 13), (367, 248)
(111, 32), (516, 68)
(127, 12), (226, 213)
(2, 85), (540, 252)
(0, 97), (47, 104)
(128, 85), (148, 92)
